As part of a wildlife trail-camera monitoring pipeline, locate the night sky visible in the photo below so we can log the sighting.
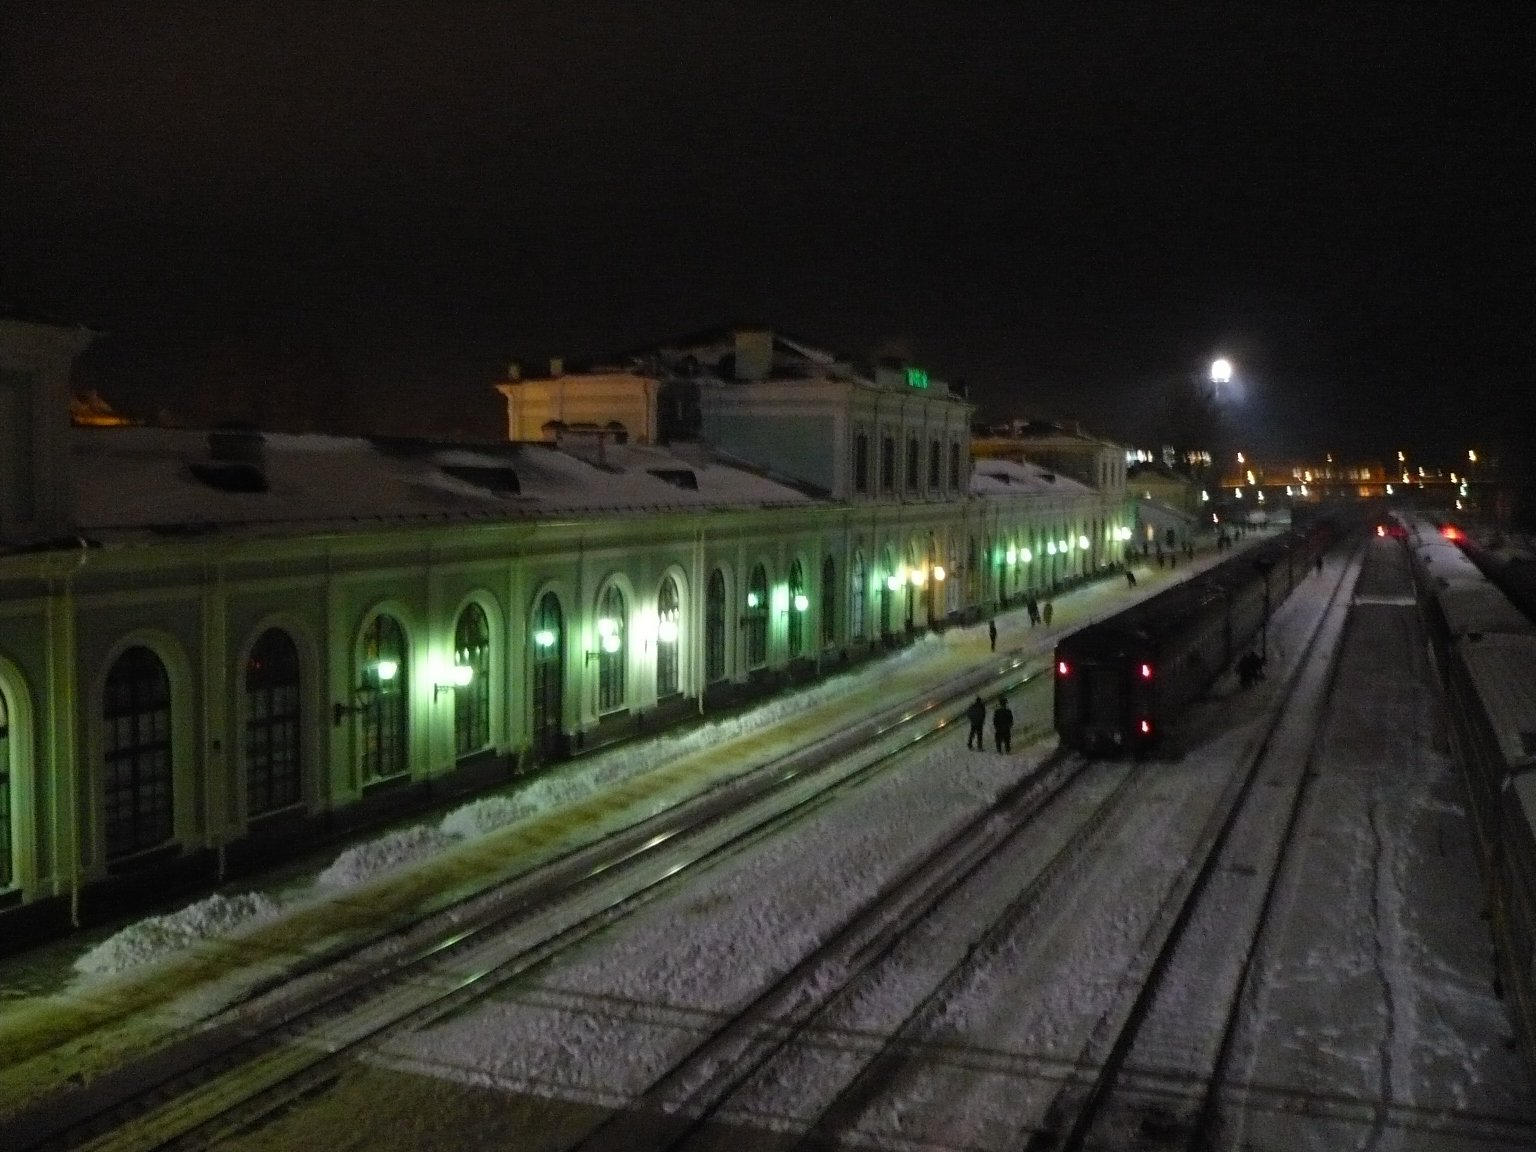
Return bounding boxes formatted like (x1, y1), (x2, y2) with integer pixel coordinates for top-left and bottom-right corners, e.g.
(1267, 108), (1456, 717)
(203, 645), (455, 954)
(2, 3), (1531, 464)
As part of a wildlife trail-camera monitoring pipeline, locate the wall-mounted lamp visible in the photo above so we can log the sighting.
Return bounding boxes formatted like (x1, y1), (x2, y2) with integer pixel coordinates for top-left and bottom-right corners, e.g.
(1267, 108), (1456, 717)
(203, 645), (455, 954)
(792, 593), (809, 612)
(433, 663), (474, 701)
(334, 659), (397, 726)
(932, 566), (946, 583)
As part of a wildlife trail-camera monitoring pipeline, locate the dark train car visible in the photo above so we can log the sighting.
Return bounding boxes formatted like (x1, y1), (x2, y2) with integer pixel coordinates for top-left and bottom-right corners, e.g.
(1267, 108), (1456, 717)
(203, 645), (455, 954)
(1054, 524), (1331, 754)
(1499, 773), (1536, 1088)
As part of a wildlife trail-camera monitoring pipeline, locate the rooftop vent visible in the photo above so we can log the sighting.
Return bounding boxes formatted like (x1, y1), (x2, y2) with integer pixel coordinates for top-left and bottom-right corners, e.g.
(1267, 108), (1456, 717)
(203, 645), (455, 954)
(190, 425), (268, 493)
(440, 465), (520, 494)
(648, 468), (698, 490)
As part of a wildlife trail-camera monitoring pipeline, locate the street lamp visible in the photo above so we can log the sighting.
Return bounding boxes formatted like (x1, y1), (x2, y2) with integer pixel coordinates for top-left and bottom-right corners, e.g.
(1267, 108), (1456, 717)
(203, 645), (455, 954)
(1210, 357), (1233, 386)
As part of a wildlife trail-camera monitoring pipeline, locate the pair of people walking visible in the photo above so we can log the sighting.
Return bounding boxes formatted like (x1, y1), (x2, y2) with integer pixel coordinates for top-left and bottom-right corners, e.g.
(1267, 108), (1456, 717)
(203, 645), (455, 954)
(966, 695), (1013, 752)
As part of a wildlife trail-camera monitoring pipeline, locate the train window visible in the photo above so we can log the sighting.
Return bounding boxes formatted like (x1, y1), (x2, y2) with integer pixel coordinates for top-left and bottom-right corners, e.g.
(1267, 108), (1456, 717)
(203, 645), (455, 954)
(1056, 660), (1071, 676)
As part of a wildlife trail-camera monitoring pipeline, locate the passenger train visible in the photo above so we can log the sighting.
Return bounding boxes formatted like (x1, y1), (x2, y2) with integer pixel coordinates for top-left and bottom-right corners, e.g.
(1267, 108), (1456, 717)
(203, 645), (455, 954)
(1401, 512), (1536, 1084)
(1052, 515), (1340, 754)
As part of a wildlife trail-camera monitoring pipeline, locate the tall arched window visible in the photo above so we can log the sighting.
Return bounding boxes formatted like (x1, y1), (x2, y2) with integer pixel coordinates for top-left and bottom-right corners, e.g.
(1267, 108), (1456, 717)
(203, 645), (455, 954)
(949, 442), (962, 490)
(453, 604), (492, 757)
(531, 593), (563, 753)
(0, 688), (11, 888)
(103, 646), (173, 861)
(706, 570), (727, 683)
(879, 547), (895, 635)
(745, 564), (769, 668)
(787, 560), (806, 659)
(928, 440), (941, 490)
(656, 576), (681, 697)
(820, 555), (837, 647)
(854, 434), (870, 494)
(596, 585), (627, 714)
(359, 615), (408, 783)
(850, 552), (866, 641)
(245, 628), (302, 817)
(880, 437), (895, 493)
(906, 438), (920, 492)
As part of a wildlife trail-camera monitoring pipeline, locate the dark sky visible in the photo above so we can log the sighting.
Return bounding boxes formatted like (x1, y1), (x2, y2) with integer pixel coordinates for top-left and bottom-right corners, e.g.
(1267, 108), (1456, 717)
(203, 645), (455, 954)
(2, 2), (1532, 464)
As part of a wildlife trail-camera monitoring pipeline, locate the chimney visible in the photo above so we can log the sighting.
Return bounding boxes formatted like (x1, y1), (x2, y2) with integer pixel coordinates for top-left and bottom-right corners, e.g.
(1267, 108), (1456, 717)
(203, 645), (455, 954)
(0, 318), (95, 544)
(733, 329), (772, 381)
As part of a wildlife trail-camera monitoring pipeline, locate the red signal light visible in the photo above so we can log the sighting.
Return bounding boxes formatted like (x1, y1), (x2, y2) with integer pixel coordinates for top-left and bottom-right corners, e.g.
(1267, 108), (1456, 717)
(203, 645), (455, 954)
(1441, 525), (1461, 541)
(1376, 525), (1386, 537)
(1139, 662), (1154, 680)
(1057, 660), (1071, 676)
(1138, 719), (1152, 735)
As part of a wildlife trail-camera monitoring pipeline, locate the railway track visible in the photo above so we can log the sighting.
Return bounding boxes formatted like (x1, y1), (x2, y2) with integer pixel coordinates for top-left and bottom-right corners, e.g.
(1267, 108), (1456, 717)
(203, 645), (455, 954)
(1, 642), (1053, 1152)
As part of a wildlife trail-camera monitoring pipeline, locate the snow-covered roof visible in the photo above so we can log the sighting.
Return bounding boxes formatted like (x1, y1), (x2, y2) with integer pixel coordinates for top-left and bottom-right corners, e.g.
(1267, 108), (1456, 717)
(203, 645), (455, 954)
(968, 457), (1093, 498)
(67, 427), (819, 541)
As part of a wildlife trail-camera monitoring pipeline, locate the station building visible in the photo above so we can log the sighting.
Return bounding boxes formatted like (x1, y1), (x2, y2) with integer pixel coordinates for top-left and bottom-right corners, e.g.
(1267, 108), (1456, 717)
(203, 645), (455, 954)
(0, 318), (1130, 945)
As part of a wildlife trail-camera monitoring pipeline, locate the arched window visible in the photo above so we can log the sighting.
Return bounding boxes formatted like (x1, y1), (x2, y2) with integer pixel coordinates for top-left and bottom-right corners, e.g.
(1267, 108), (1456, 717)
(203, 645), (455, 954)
(928, 440), (941, 490)
(787, 560), (806, 659)
(705, 570), (727, 683)
(850, 552), (866, 641)
(879, 547), (896, 635)
(245, 628), (302, 817)
(1, 688), (11, 888)
(359, 615), (409, 783)
(531, 593), (564, 751)
(854, 434), (870, 494)
(453, 604), (492, 757)
(820, 555), (837, 647)
(745, 564), (769, 668)
(906, 438), (920, 491)
(103, 646), (173, 861)
(596, 585), (627, 714)
(949, 442), (962, 490)
(656, 576), (681, 697)
(880, 437), (895, 493)
(948, 538), (964, 615)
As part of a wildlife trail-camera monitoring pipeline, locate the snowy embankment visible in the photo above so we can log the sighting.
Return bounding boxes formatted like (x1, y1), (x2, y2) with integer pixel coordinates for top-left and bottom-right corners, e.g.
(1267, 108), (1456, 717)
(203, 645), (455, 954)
(72, 629), (964, 978)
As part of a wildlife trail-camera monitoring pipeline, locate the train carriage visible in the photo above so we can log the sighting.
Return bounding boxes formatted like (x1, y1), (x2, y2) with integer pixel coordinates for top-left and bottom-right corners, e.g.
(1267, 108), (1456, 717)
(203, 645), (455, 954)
(1055, 520), (1337, 754)
(1444, 633), (1536, 871)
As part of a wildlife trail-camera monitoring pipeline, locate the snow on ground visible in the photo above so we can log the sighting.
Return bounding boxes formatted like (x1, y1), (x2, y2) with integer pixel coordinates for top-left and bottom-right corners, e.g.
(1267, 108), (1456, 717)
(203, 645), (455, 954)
(356, 541), (1534, 1147)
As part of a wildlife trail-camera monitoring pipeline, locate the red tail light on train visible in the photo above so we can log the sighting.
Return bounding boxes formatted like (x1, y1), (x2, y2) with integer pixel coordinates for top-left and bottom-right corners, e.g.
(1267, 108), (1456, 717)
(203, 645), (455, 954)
(1138, 718), (1153, 736)
(1057, 660), (1071, 676)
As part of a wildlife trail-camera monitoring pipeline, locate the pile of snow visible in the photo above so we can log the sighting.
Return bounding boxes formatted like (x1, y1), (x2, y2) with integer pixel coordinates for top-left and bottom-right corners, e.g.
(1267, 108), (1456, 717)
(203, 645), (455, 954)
(72, 893), (282, 977)
(315, 825), (461, 888)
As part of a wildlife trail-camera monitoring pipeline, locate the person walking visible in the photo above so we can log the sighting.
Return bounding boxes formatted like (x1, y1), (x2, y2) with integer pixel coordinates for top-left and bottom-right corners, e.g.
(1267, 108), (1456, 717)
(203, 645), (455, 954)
(992, 696), (1014, 753)
(965, 695), (987, 749)
(1125, 569), (1137, 589)
(1042, 600), (1054, 626)
(988, 619), (998, 651)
